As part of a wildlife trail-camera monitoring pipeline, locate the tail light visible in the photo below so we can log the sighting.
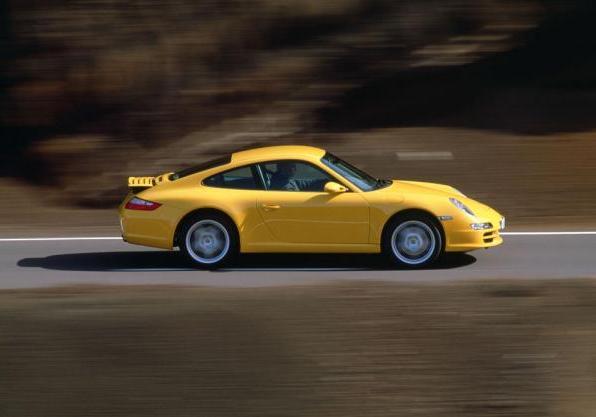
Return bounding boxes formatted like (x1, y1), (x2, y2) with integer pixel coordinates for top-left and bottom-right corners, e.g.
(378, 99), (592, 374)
(125, 197), (162, 211)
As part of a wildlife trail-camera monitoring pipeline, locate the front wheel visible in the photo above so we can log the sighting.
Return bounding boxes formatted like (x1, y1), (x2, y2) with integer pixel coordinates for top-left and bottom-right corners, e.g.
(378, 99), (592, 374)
(383, 214), (443, 268)
(179, 214), (238, 269)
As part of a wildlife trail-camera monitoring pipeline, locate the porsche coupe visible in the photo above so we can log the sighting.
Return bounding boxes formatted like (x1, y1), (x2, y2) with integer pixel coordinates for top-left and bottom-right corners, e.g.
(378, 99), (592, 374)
(119, 145), (504, 268)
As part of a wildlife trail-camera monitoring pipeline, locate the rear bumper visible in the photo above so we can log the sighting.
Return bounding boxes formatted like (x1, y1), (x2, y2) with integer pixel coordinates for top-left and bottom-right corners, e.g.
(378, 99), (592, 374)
(118, 201), (181, 250)
(120, 216), (173, 249)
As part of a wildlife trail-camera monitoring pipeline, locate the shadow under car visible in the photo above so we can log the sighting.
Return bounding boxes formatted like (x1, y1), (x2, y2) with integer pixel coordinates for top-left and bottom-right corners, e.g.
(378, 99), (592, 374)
(17, 251), (476, 272)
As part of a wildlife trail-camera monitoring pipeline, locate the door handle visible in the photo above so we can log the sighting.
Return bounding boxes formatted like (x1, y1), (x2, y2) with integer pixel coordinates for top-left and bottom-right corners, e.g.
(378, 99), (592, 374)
(261, 203), (281, 211)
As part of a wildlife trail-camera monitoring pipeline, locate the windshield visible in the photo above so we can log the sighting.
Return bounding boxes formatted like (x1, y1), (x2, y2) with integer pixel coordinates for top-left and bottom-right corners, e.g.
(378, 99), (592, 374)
(321, 152), (391, 191)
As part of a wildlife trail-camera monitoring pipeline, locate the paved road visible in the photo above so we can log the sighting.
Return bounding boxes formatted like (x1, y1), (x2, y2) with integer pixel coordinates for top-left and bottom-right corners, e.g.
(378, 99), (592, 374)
(0, 234), (595, 288)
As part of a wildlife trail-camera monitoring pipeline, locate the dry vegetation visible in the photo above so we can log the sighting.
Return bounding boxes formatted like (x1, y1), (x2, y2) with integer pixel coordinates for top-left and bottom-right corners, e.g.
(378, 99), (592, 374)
(2, 0), (596, 228)
(2, 1), (541, 186)
(1, 280), (596, 417)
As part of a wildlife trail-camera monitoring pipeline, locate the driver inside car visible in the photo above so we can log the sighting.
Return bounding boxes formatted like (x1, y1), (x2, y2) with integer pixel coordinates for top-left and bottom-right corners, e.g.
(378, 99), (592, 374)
(269, 162), (326, 191)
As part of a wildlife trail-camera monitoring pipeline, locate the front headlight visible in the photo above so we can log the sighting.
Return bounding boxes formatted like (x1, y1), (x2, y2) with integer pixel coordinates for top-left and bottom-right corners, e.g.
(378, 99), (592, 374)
(471, 222), (492, 230)
(449, 197), (475, 217)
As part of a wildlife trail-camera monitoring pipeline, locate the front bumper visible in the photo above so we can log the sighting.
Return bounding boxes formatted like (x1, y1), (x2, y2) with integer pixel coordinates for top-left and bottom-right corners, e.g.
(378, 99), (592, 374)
(443, 216), (505, 252)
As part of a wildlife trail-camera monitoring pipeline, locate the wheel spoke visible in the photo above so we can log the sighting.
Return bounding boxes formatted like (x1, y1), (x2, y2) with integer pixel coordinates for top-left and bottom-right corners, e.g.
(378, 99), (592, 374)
(390, 220), (437, 265)
(185, 220), (231, 264)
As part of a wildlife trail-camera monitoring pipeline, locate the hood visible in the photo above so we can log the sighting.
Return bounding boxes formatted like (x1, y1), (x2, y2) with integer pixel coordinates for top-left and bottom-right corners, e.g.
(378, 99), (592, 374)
(391, 180), (462, 197)
(388, 180), (502, 222)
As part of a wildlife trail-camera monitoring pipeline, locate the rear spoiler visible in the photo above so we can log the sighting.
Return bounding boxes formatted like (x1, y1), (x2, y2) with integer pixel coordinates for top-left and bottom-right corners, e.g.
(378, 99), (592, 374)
(128, 176), (155, 187)
(128, 173), (173, 193)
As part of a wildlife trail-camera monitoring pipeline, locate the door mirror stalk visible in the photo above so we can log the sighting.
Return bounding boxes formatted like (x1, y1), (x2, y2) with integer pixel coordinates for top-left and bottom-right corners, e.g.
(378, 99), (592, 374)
(324, 182), (348, 193)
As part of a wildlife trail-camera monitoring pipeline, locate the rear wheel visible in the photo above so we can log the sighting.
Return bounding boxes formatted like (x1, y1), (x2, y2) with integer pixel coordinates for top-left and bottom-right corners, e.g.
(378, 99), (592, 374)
(383, 214), (443, 268)
(179, 214), (238, 269)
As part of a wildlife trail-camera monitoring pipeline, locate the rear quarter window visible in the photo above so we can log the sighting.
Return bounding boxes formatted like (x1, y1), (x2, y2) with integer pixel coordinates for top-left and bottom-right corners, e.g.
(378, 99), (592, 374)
(203, 165), (261, 190)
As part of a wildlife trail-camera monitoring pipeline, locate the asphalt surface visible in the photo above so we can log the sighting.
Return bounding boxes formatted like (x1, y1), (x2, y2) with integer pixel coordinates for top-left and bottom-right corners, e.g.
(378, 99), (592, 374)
(0, 234), (594, 288)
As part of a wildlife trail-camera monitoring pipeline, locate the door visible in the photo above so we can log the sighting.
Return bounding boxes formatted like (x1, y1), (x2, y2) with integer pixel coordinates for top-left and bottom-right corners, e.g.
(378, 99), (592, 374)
(256, 160), (369, 244)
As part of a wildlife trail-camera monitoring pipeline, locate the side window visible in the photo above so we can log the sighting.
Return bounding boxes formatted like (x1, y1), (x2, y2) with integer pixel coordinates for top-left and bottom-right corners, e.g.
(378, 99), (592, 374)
(260, 161), (334, 192)
(203, 165), (261, 190)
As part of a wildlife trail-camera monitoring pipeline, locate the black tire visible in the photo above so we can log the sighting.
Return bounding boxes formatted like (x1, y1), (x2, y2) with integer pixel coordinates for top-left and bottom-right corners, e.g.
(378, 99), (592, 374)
(178, 213), (239, 269)
(382, 213), (443, 268)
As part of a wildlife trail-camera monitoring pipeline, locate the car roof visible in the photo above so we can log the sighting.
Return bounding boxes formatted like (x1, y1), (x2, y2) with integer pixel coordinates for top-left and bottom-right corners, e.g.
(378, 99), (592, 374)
(231, 145), (326, 163)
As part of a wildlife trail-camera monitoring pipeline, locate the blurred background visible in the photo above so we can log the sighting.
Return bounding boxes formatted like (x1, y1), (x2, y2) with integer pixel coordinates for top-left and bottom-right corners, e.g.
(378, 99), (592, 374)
(3, 3), (596, 416)
(2, 0), (596, 233)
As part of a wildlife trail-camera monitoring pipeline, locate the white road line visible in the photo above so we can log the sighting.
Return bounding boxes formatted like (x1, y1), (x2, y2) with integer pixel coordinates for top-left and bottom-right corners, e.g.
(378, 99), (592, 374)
(396, 151), (454, 161)
(2, 232), (596, 242)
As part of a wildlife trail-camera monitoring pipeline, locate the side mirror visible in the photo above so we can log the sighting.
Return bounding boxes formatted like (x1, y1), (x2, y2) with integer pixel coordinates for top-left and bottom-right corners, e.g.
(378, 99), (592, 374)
(324, 181), (348, 193)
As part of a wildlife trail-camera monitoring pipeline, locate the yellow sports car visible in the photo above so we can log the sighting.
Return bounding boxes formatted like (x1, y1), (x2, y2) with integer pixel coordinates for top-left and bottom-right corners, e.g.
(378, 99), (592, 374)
(119, 145), (504, 268)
